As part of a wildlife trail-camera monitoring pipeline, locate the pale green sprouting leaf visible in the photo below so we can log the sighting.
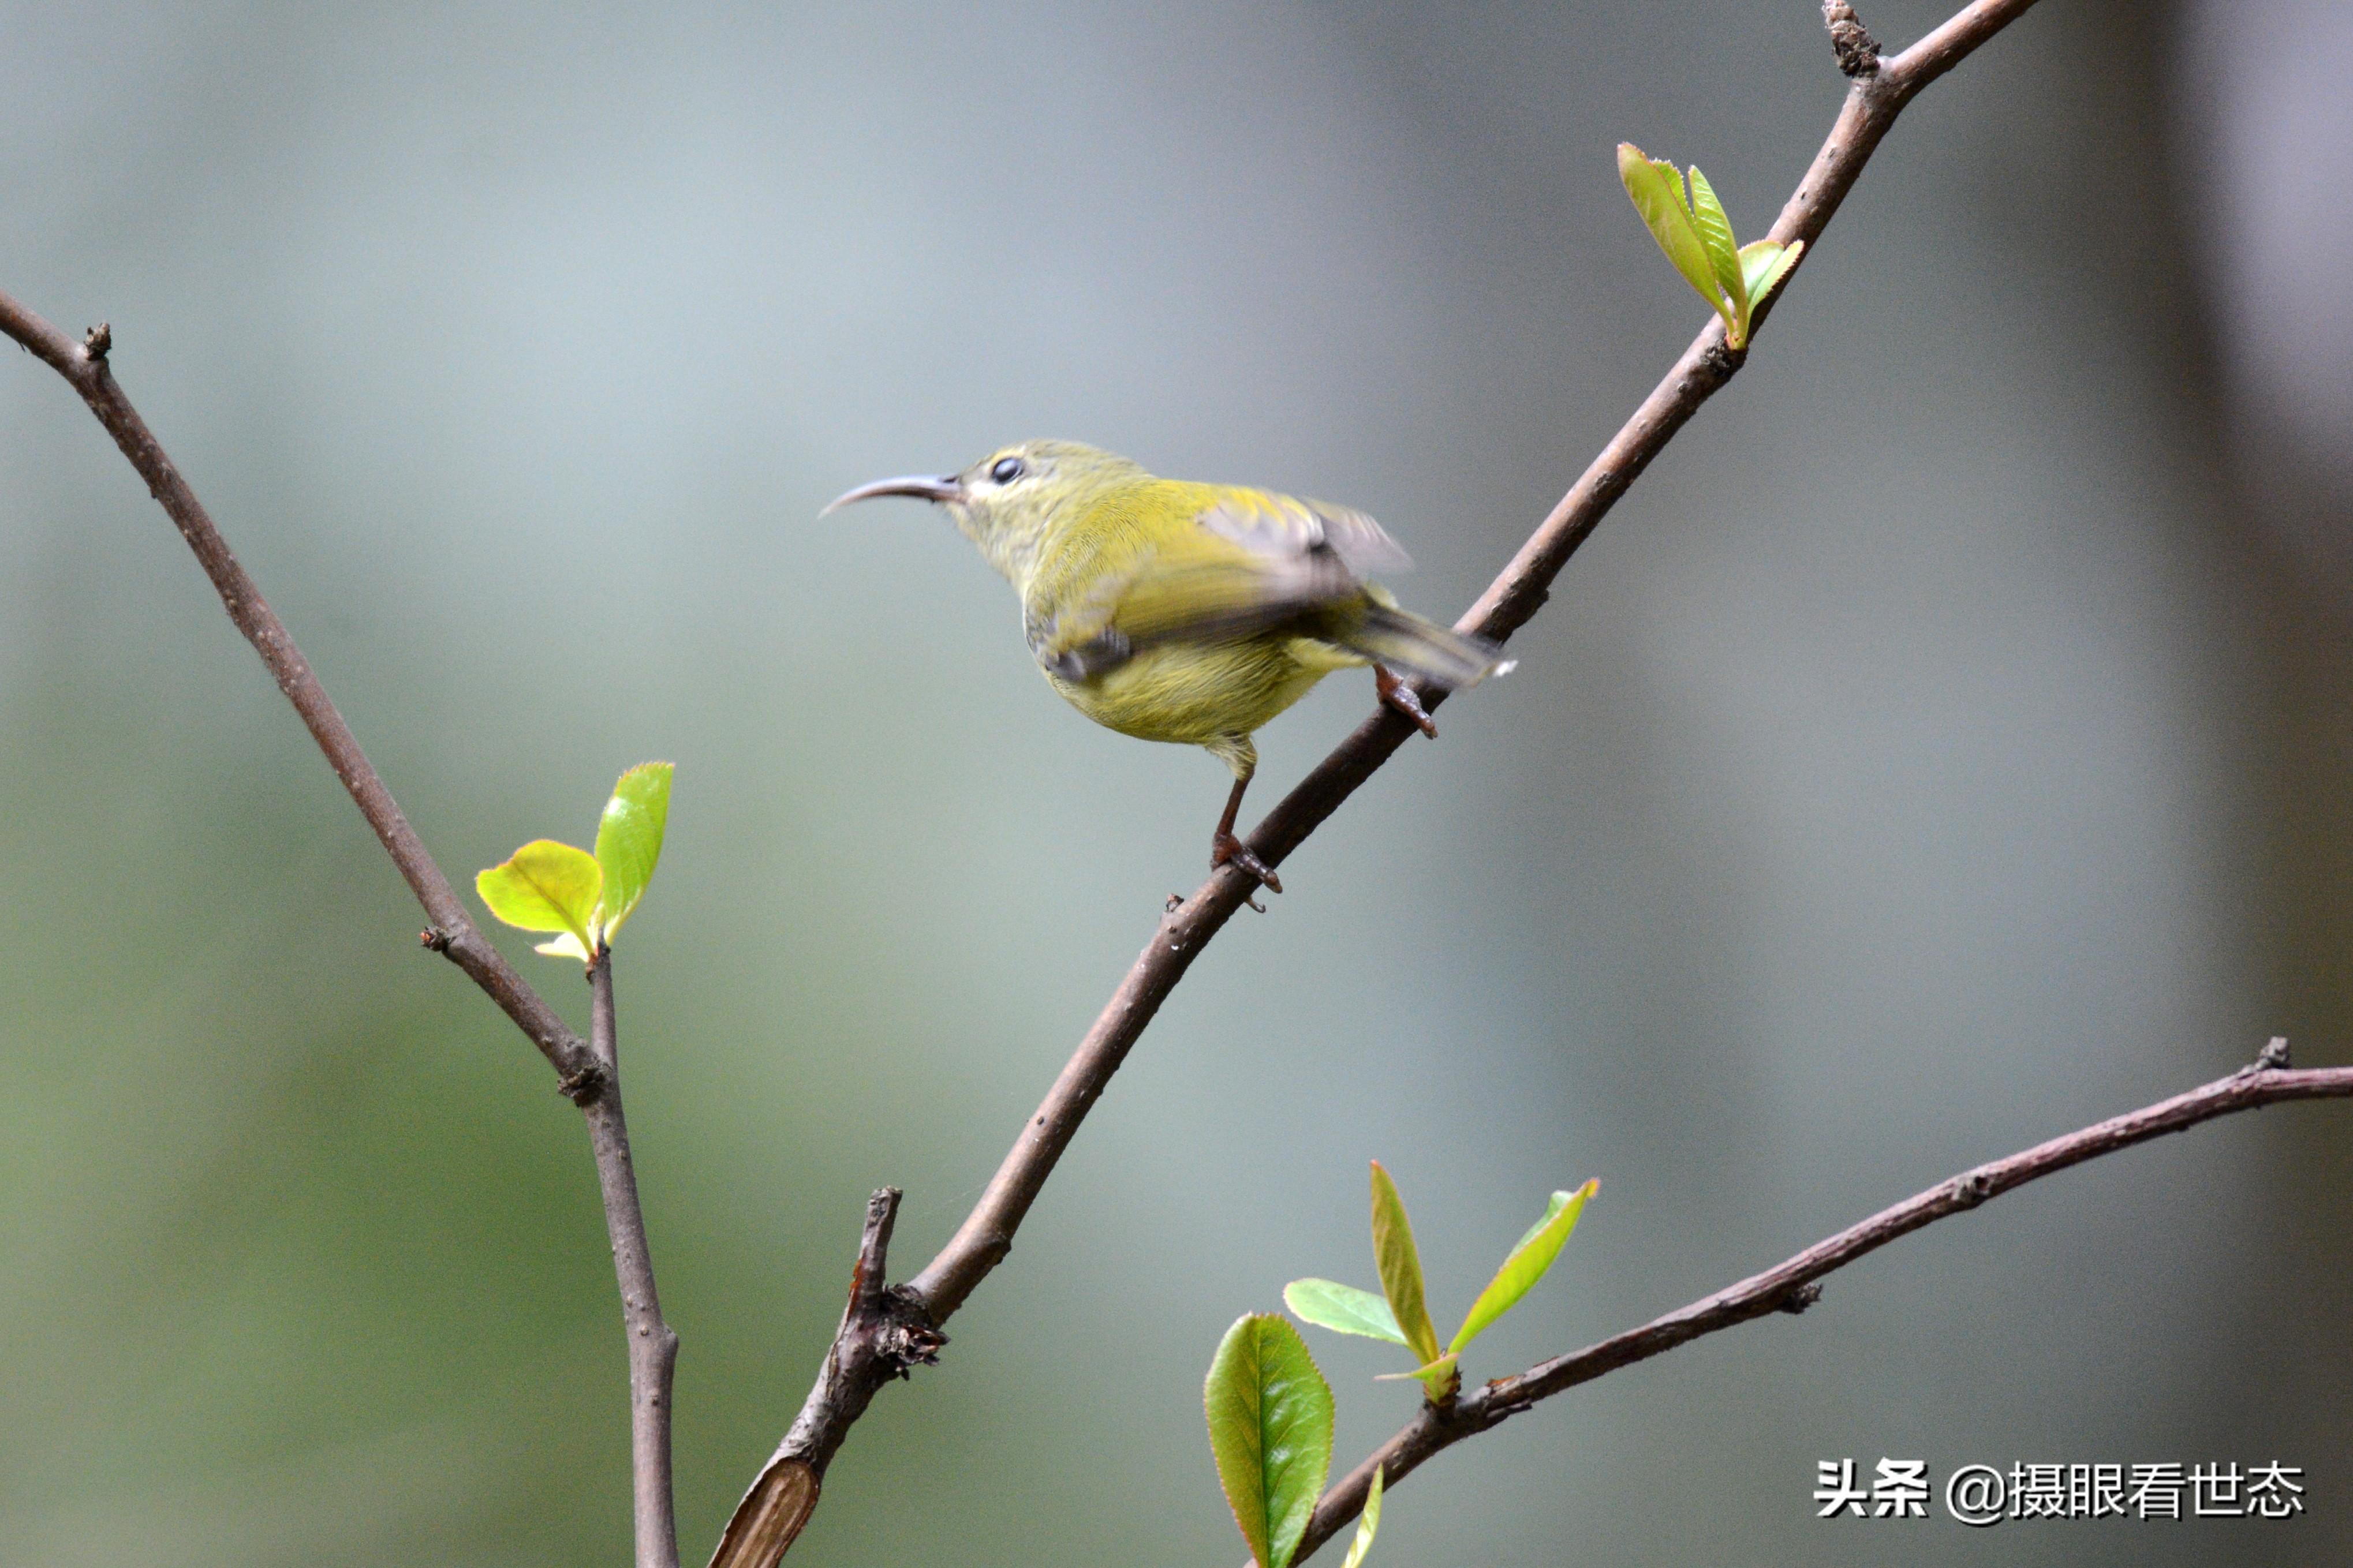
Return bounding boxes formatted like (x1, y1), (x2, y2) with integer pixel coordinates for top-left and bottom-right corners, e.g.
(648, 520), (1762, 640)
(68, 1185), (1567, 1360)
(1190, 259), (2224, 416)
(1684, 165), (1749, 343)
(1369, 1162), (1443, 1367)
(535, 931), (594, 961)
(1618, 143), (1731, 327)
(477, 839), (603, 958)
(1340, 1465), (1384, 1568)
(1448, 1178), (1599, 1354)
(1206, 1314), (1336, 1568)
(1372, 1350), (1460, 1399)
(593, 761), (673, 941)
(1739, 237), (1805, 315)
(1284, 1279), (1408, 1346)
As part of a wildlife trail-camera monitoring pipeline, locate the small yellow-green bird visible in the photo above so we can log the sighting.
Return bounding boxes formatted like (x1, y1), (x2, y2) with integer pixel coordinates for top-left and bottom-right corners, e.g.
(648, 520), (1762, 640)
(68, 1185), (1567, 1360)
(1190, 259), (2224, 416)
(826, 440), (1508, 893)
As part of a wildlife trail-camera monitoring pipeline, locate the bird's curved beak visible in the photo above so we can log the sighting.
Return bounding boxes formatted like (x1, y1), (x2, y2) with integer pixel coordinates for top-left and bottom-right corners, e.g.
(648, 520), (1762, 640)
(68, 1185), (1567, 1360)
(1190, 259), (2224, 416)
(819, 473), (965, 515)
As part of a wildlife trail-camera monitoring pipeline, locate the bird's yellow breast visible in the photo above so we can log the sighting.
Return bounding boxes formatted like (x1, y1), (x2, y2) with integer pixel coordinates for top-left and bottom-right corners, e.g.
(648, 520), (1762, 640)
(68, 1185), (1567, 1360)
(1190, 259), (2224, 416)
(1045, 633), (1362, 749)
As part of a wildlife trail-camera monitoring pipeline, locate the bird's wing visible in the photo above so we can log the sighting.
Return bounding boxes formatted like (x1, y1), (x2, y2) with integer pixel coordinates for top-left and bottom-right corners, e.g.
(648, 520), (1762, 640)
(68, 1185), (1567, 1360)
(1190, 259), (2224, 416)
(1192, 488), (1413, 580)
(1029, 487), (1410, 679)
(1101, 488), (1410, 644)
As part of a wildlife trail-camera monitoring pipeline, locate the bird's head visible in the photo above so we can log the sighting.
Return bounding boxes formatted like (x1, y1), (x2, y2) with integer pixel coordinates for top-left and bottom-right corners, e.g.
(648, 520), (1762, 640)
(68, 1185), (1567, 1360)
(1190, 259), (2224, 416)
(823, 439), (1142, 583)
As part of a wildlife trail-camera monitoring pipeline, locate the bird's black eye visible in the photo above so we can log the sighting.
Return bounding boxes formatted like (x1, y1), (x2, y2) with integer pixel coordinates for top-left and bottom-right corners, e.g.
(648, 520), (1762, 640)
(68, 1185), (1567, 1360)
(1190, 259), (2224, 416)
(990, 456), (1025, 484)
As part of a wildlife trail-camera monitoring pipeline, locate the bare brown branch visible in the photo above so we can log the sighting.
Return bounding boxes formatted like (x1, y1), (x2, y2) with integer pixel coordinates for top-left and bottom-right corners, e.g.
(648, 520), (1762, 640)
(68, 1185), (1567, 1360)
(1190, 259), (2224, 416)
(0, 289), (604, 1099)
(1287, 1045), (2353, 1563)
(718, 0), (2051, 1559)
(0, 290), (675, 1558)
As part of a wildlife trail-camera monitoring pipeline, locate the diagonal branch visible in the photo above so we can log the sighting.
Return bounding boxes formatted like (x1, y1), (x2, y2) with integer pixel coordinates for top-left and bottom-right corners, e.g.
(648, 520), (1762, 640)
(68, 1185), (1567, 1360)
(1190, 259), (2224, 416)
(1284, 1043), (2353, 1563)
(716, 0), (2048, 1558)
(0, 293), (604, 1098)
(0, 293), (677, 1564)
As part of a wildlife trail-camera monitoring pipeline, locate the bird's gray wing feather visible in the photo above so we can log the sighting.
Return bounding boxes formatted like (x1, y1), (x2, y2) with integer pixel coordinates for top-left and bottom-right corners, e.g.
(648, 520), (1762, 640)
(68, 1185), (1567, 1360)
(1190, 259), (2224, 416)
(1193, 490), (1414, 579)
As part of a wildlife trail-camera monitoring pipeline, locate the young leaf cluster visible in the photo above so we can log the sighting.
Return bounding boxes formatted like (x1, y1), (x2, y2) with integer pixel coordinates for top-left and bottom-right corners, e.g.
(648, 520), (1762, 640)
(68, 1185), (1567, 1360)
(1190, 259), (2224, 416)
(1616, 143), (1802, 350)
(1204, 1314), (1384, 1568)
(1285, 1162), (1598, 1405)
(476, 762), (674, 964)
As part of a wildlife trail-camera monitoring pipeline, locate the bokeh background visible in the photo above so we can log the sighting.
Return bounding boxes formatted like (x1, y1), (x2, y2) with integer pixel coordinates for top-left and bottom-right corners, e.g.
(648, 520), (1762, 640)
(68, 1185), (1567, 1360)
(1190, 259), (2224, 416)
(4, 1), (2349, 1563)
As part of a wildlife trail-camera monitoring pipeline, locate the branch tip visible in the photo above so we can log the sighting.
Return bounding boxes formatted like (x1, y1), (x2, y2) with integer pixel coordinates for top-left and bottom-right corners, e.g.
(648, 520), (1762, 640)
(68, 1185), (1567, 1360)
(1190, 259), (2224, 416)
(1823, 1), (1883, 74)
(851, 1187), (903, 1313)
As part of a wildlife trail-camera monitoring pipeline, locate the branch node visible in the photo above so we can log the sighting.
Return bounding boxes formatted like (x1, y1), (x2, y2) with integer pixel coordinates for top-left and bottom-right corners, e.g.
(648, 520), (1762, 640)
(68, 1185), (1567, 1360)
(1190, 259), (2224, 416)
(556, 1061), (607, 1104)
(83, 321), (111, 360)
(871, 1285), (949, 1379)
(1822, 1), (1882, 74)
(1950, 1169), (1994, 1208)
(1779, 1281), (1824, 1315)
(2255, 1035), (2292, 1072)
(839, 1189), (948, 1378)
(419, 925), (452, 952)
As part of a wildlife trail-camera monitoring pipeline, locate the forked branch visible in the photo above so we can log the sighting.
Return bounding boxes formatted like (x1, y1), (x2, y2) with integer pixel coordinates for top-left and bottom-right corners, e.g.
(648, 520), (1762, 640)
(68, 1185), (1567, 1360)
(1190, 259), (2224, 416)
(0, 293), (603, 1097)
(715, 1), (2049, 1560)
(0, 295), (673, 1565)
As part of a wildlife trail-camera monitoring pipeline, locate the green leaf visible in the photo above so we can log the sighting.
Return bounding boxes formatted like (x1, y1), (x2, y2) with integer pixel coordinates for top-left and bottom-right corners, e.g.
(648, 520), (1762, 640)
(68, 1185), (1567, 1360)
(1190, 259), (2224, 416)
(1369, 1162), (1443, 1367)
(1206, 1314), (1336, 1568)
(1739, 237), (1805, 316)
(594, 761), (674, 940)
(1448, 1178), (1599, 1355)
(477, 840), (603, 957)
(1340, 1466), (1384, 1568)
(1685, 165), (1749, 343)
(1618, 143), (1731, 326)
(1284, 1279), (1408, 1346)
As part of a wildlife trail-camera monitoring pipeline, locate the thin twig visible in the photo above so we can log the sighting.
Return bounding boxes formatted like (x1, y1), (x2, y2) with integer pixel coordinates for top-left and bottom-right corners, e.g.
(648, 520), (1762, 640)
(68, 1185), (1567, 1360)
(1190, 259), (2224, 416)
(0, 291), (679, 1556)
(0, 290), (605, 1098)
(587, 949), (682, 1568)
(714, 2), (2047, 1558)
(1286, 1045), (2353, 1563)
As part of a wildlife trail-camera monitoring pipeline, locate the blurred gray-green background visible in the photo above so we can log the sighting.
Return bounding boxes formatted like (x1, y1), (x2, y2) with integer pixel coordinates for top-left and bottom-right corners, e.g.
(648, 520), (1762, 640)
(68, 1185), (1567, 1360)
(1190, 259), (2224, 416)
(5, 1), (2350, 1563)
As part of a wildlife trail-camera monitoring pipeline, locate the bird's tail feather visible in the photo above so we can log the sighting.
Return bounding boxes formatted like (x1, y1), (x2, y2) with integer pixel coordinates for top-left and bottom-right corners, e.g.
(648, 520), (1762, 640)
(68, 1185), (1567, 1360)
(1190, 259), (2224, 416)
(1342, 602), (1511, 690)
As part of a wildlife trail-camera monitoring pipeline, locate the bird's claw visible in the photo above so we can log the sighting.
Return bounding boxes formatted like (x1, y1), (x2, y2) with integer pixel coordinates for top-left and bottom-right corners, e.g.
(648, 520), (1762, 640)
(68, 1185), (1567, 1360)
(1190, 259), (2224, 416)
(1211, 832), (1283, 896)
(1376, 667), (1439, 739)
